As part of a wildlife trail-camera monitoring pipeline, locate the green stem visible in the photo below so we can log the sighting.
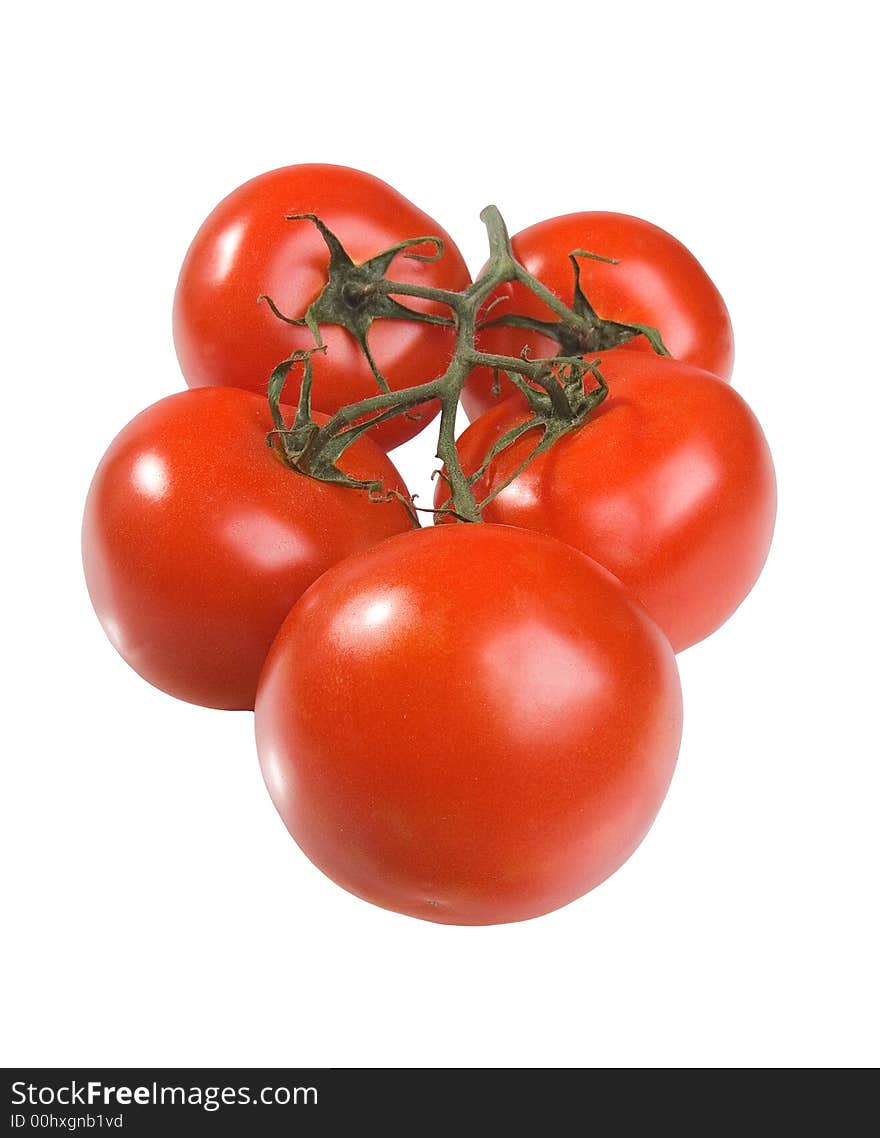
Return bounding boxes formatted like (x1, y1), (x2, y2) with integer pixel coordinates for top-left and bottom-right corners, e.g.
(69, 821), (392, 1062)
(263, 204), (638, 521)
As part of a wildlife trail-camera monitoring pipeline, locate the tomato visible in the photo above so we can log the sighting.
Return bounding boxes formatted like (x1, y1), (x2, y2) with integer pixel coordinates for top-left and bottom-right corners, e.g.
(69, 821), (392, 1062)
(255, 524), (682, 925)
(173, 164), (471, 451)
(444, 355), (775, 652)
(82, 387), (413, 710)
(464, 211), (734, 420)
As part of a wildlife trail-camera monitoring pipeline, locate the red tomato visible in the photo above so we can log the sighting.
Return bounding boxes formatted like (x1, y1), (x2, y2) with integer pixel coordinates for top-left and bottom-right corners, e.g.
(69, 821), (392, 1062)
(256, 524), (682, 925)
(173, 164), (471, 451)
(444, 355), (775, 652)
(465, 211), (733, 420)
(82, 387), (413, 710)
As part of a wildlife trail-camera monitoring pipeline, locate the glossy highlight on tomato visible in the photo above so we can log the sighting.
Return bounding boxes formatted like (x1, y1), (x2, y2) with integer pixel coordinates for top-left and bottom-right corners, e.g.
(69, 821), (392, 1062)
(256, 524), (683, 925)
(444, 354), (775, 652)
(465, 210), (733, 420)
(82, 387), (414, 710)
(173, 164), (472, 450)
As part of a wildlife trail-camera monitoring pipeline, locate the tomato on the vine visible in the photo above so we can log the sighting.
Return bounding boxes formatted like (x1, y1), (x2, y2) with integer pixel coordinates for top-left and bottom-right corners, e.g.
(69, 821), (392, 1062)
(464, 211), (733, 420)
(83, 387), (414, 710)
(442, 354), (775, 652)
(173, 164), (471, 451)
(256, 524), (682, 925)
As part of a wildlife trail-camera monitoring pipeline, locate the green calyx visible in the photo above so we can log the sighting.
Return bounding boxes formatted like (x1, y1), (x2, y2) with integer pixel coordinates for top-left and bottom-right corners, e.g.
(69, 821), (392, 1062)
(259, 214), (454, 394)
(478, 249), (671, 359)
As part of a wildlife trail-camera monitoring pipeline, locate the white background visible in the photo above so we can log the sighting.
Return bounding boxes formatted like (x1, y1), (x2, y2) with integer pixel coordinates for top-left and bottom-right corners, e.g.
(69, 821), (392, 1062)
(2, 1), (877, 1069)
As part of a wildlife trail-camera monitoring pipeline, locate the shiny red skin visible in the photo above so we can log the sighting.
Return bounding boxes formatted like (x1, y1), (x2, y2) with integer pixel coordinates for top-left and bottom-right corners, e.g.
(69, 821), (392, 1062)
(256, 524), (682, 925)
(173, 164), (471, 451)
(82, 387), (413, 710)
(444, 355), (775, 652)
(465, 211), (734, 421)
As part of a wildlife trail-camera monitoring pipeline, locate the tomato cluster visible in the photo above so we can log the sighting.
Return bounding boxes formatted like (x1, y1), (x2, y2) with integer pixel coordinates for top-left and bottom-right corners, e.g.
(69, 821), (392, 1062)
(83, 164), (775, 925)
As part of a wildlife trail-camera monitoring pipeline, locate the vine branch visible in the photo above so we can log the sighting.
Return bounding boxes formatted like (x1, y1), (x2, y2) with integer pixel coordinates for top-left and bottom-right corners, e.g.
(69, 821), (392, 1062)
(263, 205), (666, 522)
